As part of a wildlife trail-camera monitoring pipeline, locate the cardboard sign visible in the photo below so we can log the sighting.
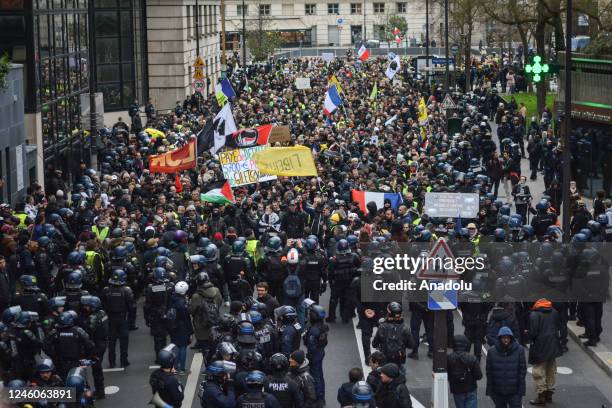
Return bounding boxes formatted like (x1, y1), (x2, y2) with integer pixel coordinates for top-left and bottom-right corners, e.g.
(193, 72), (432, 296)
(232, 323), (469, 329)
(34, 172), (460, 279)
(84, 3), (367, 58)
(321, 53), (335, 63)
(268, 126), (291, 143)
(295, 77), (311, 89)
(218, 146), (277, 187)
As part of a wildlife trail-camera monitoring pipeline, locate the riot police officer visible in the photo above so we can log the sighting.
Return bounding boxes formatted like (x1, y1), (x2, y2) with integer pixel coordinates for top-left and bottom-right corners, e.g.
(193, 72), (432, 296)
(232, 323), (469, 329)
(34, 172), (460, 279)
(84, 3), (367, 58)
(199, 360), (237, 408)
(101, 269), (135, 368)
(59, 271), (90, 312)
(202, 244), (229, 303)
(14, 275), (48, 316)
(223, 240), (255, 302)
(150, 344), (184, 408)
(265, 353), (304, 408)
(238, 370), (282, 408)
(372, 302), (413, 370)
(7, 308), (42, 379)
(349, 275), (386, 364)
(250, 310), (277, 359)
(301, 238), (327, 304)
(276, 306), (301, 358)
(327, 239), (360, 323)
(144, 267), (174, 360)
(43, 310), (94, 379)
(189, 271), (223, 361)
(259, 236), (286, 299)
(42, 296), (66, 335)
(31, 358), (63, 388)
(80, 295), (109, 399)
(304, 304), (328, 402)
(110, 246), (139, 330)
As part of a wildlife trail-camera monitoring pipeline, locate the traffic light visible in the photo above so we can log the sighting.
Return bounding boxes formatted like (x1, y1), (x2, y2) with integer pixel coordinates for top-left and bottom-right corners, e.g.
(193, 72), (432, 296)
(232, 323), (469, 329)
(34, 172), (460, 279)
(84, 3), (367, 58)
(525, 55), (549, 83)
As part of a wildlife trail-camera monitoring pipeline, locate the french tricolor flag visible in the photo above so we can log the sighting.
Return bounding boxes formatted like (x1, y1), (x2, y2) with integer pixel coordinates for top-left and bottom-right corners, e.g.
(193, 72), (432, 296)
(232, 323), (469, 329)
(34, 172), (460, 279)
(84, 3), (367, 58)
(323, 85), (342, 117)
(358, 44), (370, 61)
(351, 190), (403, 214)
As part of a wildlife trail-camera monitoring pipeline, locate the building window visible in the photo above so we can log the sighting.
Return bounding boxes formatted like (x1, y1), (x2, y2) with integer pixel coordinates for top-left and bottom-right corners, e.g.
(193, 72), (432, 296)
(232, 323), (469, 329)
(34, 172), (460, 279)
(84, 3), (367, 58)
(237, 4), (247, 16)
(350, 3), (361, 14)
(373, 3), (384, 13)
(192, 5), (197, 38)
(373, 24), (385, 40)
(396, 2), (407, 13)
(305, 4), (315, 15)
(327, 3), (339, 14)
(282, 3), (293, 15)
(259, 4), (270, 15)
(186, 5), (192, 37)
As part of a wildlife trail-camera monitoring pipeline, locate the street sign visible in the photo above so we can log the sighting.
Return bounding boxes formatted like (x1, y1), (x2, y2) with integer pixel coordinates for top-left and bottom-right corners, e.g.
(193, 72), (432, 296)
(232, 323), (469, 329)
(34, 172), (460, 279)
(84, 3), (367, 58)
(451, 44), (459, 54)
(192, 79), (205, 93)
(416, 237), (460, 280)
(432, 57), (454, 65)
(336, 18), (343, 24)
(441, 94), (457, 110)
(193, 56), (204, 67)
(525, 55), (549, 83)
(428, 283), (458, 310)
(424, 192), (479, 218)
(193, 69), (205, 80)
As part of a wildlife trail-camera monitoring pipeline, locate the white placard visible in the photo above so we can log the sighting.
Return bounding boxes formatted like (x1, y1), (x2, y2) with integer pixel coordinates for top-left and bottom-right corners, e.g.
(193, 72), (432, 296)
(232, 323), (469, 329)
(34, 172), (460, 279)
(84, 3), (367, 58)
(295, 77), (311, 89)
(15, 145), (24, 191)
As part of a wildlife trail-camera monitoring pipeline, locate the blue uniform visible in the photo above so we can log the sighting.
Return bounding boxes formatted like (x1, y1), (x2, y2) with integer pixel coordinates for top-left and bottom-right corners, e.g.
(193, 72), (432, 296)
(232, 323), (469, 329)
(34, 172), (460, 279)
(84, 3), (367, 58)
(201, 381), (236, 408)
(304, 322), (328, 400)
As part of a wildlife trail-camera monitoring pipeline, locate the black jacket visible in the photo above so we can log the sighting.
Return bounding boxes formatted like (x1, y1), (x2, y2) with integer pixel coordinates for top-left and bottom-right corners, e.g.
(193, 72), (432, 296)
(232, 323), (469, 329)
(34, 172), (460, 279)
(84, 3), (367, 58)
(485, 337), (526, 396)
(375, 375), (413, 408)
(447, 335), (482, 394)
(337, 381), (357, 407)
(528, 303), (561, 365)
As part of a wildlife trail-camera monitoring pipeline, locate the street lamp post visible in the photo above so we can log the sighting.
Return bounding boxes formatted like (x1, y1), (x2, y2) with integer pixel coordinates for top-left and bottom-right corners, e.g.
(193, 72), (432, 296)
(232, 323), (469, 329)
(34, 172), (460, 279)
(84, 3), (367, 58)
(562, 0), (572, 241)
(241, 0), (246, 65)
(87, 0), (97, 170)
(363, 0), (366, 42)
(220, 0), (227, 79)
(196, 0), (200, 56)
(425, 0), (430, 83)
(444, 0), (450, 91)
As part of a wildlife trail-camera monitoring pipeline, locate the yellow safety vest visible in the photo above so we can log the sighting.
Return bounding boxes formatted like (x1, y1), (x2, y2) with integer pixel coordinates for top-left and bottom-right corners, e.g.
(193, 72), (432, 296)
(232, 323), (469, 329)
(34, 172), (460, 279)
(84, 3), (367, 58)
(92, 225), (109, 241)
(15, 213), (28, 230)
(85, 250), (102, 282)
(246, 239), (261, 266)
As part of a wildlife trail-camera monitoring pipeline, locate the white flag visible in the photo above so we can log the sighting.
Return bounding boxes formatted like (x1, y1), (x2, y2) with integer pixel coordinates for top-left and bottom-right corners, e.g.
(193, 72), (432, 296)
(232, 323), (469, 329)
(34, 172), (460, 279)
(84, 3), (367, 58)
(385, 55), (401, 80)
(211, 103), (237, 154)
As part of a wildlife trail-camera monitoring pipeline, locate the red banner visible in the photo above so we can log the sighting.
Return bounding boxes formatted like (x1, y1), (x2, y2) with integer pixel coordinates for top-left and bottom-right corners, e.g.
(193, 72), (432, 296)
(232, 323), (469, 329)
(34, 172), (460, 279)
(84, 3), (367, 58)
(148, 140), (197, 173)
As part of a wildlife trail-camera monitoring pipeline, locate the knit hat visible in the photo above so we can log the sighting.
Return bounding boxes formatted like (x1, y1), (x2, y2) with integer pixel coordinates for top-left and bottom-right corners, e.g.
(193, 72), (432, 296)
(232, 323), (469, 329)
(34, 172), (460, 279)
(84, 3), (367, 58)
(379, 363), (400, 378)
(214, 232), (223, 241)
(290, 350), (305, 366)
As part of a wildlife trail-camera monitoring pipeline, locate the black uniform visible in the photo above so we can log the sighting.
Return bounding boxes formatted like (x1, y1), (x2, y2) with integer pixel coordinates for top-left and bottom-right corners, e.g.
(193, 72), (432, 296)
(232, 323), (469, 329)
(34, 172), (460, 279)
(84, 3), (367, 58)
(82, 309), (109, 396)
(301, 252), (327, 304)
(327, 252), (360, 323)
(14, 289), (48, 316)
(265, 372), (304, 408)
(101, 284), (135, 367)
(144, 281), (173, 358)
(43, 325), (94, 379)
(372, 318), (413, 367)
(150, 368), (184, 408)
(222, 253), (254, 301)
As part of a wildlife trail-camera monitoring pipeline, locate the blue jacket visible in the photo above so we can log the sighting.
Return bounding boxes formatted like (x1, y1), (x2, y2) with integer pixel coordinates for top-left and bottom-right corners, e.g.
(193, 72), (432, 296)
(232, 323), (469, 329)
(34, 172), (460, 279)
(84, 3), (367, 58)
(486, 337), (526, 397)
(169, 294), (193, 346)
(201, 382), (236, 408)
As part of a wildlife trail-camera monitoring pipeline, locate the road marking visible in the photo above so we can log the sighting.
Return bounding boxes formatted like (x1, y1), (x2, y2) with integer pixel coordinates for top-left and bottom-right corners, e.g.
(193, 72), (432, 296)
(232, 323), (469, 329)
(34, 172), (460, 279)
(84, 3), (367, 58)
(149, 365), (160, 370)
(352, 317), (426, 408)
(102, 368), (125, 373)
(527, 366), (573, 375)
(104, 385), (120, 394)
(181, 352), (204, 408)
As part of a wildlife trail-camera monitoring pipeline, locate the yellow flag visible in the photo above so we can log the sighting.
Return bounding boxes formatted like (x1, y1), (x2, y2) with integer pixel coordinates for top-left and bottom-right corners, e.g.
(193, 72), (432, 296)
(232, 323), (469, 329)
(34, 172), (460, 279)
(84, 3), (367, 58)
(328, 75), (343, 94)
(253, 146), (318, 177)
(418, 96), (428, 126)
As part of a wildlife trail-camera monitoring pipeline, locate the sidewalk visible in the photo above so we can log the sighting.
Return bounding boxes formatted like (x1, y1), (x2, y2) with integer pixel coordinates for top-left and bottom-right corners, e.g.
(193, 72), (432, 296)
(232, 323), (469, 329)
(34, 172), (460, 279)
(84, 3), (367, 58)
(567, 301), (612, 377)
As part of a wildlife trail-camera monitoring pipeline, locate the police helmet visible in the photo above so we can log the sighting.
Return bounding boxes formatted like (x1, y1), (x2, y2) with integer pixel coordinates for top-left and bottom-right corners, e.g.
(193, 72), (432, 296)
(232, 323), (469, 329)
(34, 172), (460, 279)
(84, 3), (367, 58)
(232, 240), (246, 255)
(572, 233), (587, 243)
(245, 370), (266, 388)
(304, 237), (318, 251)
(197, 237), (211, 249)
(309, 304), (326, 321)
(522, 225), (535, 238)
(387, 301), (402, 317)
(587, 220), (601, 233)
(37, 236), (51, 248)
(58, 310), (77, 328)
(248, 310), (262, 324)
(158, 344), (178, 369)
(157, 247), (172, 257)
(189, 254), (207, 266)
(347, 235), (359, 247)
(64, 270), (83, 289)
(6, 379), (27, 388)
(65, 367), (87, 395)
(497, 256), (514, 274)
(596, 214), (608, 226)
(108, 269), (127, 285)
(80, 295), (102, 310)
(203, 244), (220, 262)
(111, 228), (123, 239)
(113, 246), (128, 260)
(67, 251), (86, 265)
(155, 256), (174, 270)
(494, 228), (506, 241)
(174, 230), (188, 242)
(206, 360), (235, 377)
(508, 217), (522, 230)
(276, 305), (297, 320)
(579, 228), (592, 239)
(352, 381), (374, 408)
(152, 267), (167, 282)
(266, 236), (282, 253)
(336, 239), (350, 254)
(37, 358), (56, 373)
(269, 353), (289, 372)
(48, 296), (66, 312)
(499, 205), (511, 216)
(19, 275), (38, 289)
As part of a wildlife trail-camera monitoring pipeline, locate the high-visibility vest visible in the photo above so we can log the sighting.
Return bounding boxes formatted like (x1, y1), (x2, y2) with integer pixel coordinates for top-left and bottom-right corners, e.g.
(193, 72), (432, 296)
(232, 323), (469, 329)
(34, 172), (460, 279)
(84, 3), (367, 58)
(15, 213), (28, 230)
(246, 239), (261, 265)
(85, 251), (102, 282)
(92, 225), (109, 241)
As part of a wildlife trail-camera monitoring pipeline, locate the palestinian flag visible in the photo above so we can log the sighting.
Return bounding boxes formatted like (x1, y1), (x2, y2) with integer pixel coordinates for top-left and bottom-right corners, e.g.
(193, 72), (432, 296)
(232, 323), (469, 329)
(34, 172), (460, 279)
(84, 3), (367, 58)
(200, 181), (235, 205)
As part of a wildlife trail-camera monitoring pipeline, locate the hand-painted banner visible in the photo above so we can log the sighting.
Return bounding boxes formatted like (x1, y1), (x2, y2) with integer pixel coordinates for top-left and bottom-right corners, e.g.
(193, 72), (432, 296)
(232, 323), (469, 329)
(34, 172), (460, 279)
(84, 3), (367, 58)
(148, 140), (197, 173)
(253, 146), (318, 177)
(218, 145), (277, 187)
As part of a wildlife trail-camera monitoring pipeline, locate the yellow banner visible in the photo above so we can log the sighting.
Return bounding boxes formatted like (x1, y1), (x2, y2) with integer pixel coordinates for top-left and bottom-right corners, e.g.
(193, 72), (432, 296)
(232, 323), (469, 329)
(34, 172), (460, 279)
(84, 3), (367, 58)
(418, 96), (428, 125)
(328, 75), (343, 94)
(253, 146), (318, 177)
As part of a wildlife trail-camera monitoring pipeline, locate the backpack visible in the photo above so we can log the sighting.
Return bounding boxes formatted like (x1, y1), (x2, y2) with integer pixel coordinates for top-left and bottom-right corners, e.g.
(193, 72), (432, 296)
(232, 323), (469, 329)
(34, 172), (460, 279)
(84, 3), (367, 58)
(283, 272), (303, 299)
(449, 357), (473, 386)
(163, 307), (177, 331)
(199, 296), (219, 328)
(383, 323), (404, 359)
(82, 265), (97, 287)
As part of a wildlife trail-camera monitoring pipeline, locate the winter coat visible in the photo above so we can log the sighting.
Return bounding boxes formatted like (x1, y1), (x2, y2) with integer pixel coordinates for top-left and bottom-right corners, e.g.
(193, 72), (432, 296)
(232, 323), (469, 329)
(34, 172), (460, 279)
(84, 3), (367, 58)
(528, 300), (561, 365)
(486, 306), (519, 347)
(485, 337), (526, 396)
(289, 359), (319, 408)
(375, 375), (413, 408)
(337, 381), (358, 407)
(189, 283), (222, 341)
(447, 335), (482, 394)
(169, 294), (193, 347)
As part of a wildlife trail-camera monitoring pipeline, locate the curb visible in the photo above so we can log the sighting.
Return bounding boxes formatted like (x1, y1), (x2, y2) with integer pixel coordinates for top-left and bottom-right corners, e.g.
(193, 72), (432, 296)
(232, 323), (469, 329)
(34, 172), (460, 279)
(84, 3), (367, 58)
(567, 320), (612, 377)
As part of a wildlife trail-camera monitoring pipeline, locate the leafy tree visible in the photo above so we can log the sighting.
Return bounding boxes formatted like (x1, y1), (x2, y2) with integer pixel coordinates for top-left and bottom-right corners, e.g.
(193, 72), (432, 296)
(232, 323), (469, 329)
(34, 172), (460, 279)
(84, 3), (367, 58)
(583, 32), (612, 56)
(246, 5), (285, 61)
(0, 53), (10, 89)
